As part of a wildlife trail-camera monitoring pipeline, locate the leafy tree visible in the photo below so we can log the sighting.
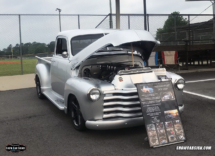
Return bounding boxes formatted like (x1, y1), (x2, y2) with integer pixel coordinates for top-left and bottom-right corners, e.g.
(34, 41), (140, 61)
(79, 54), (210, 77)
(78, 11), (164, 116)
(47, 41), (55, 52)
(35, 43), (47, 54)
(5, 44), (13, 55)
(156, 12), (188, 40)
(23, 43), (32, 55)
(0, 41), (53, 57)
(13, 44), (20, 56)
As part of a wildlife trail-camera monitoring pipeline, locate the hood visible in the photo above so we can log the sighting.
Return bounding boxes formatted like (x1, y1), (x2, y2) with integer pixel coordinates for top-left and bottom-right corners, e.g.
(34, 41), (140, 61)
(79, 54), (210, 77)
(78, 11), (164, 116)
(70, 30), (158, 69)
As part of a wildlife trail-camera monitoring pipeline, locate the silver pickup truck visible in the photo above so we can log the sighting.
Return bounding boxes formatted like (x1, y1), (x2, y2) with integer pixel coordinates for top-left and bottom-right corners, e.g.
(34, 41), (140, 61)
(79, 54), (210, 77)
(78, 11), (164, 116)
(35, 29), (185, 131)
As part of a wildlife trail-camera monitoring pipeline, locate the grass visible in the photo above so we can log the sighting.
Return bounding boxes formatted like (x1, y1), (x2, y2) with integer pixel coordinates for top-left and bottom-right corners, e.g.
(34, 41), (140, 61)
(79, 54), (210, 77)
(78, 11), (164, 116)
(1, 59), (214, 77)
(0, 59), (37, 76)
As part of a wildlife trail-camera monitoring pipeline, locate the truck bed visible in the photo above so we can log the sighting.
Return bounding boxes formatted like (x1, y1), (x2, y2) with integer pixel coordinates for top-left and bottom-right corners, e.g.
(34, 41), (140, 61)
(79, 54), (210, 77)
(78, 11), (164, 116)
(35, 56), (52, 64)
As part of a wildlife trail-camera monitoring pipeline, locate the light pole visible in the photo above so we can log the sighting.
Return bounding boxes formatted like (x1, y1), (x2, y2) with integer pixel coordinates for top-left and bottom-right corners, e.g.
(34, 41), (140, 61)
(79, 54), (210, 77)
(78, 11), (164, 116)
(143, 0), (147, 31)
(56, 8), (62, 32)
(143, 0), (148, 66)
(212, 1), (215, 39)
(116, 0), (120, 29)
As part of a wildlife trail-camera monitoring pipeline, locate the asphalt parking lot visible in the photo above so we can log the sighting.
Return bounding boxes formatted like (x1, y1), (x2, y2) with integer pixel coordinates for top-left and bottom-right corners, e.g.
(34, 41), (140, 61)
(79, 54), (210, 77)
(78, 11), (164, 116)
(0, 71), (215, 156)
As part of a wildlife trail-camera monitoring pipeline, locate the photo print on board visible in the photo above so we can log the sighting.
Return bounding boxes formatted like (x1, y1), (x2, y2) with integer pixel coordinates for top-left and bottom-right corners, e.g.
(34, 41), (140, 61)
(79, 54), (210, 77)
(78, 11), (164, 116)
(164, 110), (179, 121)
(161, 91), (175, 101)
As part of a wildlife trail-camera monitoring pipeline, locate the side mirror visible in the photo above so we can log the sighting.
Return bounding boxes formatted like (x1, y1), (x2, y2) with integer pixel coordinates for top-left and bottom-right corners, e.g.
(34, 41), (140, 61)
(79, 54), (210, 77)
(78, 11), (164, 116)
(62, 51), (68, 58)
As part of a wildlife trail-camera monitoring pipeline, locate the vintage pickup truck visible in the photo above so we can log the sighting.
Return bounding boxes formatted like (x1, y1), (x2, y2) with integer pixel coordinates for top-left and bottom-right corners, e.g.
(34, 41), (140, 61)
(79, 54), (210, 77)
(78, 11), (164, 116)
(35, 29), (185, 131)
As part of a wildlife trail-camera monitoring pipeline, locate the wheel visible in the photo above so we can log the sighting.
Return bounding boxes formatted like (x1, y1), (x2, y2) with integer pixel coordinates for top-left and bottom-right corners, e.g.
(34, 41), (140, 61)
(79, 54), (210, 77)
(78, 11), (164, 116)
(35, 76), (45, 99)
(69, 97), (86, 131)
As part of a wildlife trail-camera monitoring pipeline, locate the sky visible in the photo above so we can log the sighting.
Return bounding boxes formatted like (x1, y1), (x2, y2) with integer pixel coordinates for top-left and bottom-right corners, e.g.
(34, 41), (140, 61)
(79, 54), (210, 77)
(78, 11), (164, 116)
(0, 0), (213, 15)
(0, 0), (213, 51)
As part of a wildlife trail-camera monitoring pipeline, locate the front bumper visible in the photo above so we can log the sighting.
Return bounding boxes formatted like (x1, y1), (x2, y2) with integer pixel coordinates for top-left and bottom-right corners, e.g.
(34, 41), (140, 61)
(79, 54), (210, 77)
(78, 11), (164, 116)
(86, 104), (184, 130)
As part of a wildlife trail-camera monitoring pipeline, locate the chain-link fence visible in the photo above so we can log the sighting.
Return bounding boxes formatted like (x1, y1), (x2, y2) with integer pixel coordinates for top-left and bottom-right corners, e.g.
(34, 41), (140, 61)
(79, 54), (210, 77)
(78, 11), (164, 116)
(0, 13), (214, 76)
(97, 14), (215, 45)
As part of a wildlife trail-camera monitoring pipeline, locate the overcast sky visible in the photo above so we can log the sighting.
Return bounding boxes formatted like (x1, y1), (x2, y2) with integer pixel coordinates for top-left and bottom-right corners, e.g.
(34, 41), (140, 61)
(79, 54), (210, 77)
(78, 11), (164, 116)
(0, 0), (213, 14)
(0, 0), (213, 51)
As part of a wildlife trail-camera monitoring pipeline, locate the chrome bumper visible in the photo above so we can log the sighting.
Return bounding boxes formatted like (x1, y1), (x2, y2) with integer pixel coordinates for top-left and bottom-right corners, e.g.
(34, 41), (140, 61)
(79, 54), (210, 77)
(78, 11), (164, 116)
(179, 104), (184, 113)
(86, 104), (184, 130)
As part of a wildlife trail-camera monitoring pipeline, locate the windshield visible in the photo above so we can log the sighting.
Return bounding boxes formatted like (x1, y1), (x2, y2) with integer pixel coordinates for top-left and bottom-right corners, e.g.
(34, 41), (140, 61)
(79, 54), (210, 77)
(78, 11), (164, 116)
(97, 45), (143, 56)
(71, 34), (104, 56)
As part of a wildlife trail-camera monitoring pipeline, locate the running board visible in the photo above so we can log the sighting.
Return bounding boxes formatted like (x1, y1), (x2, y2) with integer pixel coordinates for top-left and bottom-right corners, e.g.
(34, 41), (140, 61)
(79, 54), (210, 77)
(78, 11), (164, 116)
(43, 89), (65, 110)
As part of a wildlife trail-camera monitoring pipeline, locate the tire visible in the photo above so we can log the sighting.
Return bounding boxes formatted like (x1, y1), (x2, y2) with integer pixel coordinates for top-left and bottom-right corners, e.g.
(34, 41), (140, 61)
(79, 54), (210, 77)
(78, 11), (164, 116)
(35, 76), (45, 99)
(69, 97), (86, 131)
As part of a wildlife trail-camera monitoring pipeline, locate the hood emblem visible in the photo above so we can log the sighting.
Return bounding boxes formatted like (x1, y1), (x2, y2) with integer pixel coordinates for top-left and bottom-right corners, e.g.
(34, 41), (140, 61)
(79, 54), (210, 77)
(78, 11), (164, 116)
(119, 77), (123, 82)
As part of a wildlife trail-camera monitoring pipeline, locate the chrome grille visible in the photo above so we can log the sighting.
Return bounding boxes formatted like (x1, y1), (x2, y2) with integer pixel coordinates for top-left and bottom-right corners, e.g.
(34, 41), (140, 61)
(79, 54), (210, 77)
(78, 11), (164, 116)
(103, 90), (142, 119)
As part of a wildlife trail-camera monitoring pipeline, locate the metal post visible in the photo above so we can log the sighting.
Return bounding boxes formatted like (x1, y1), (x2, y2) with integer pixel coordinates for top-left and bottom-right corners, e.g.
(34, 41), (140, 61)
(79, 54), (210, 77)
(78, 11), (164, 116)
(143, 0), (147, 31)
(18, 15), (23, 75)
(174, 15), (177, 41)
(188, 15), (190, 45)
(185, 40), (188, 70)
(147, 14), (149, 31)
(212, 2), (215, 39)
(78, 15), (80, 29)
(128, 15), (130, 29)
(143, 0), (148, 65)
(115, 0), (120, 29)
(59, 11), (61, 32)
(192, 30), (194, 45)
(109, 0), (113, 29)
(56, 8), (62, 32)
(186, 15), (190, 70)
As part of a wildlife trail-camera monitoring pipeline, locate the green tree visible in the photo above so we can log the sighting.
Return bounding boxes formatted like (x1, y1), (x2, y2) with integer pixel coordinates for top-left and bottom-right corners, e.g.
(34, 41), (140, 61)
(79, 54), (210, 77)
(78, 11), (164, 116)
(47, 41), (55, 52)
(23, 43), (32, 55)
(0, 41), (52, 57)
(156, 12), (188, 40)
(35, 43), (46, 54)
(13, 44), (20, 56)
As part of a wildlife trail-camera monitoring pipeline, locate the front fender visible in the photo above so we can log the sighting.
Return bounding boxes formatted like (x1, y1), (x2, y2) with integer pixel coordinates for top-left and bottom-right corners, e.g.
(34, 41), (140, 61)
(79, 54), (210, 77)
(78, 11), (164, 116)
(166, 71), (184, 83)
(64, 77), (113, 121)
(166, 71), (184, 106)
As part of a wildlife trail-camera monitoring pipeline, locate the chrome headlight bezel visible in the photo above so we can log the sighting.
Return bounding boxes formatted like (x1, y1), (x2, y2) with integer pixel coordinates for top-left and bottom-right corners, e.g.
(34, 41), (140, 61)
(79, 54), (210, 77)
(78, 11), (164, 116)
(175, 79), (185, 90)
(88, 88), (101, 101)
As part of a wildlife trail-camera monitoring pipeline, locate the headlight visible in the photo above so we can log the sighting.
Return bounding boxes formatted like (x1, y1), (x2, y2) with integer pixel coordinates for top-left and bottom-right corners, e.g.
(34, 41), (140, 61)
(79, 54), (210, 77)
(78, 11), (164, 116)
(88, 88), (101, 101)
(176, 79), (185, 90)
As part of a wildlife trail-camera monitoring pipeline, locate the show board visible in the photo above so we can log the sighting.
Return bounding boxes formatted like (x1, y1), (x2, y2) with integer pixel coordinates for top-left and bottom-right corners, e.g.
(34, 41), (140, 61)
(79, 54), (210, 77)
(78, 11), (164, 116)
(136, 80), (186, 148)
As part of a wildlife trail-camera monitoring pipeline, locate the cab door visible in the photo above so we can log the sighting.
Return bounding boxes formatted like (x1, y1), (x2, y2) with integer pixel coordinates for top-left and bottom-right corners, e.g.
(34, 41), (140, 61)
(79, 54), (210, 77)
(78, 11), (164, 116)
(51, 37), (71, 96)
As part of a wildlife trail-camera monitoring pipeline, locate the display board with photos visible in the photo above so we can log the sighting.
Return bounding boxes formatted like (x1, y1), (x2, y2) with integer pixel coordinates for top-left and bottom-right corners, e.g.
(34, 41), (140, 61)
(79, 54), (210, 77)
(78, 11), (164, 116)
(136, 80), (186, 148)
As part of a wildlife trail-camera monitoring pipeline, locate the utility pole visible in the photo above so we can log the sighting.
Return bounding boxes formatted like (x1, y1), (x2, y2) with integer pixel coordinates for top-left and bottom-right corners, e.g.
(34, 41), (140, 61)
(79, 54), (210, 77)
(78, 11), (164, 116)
(109, 0), (113, 29)
(18, 15), (23, 75)
(143, 0), (147, 31)
(116, 0), (120, 29)
(143, 0), (148, 66)
(213, 1), (215, 39)
(56, 8), (62, 32)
